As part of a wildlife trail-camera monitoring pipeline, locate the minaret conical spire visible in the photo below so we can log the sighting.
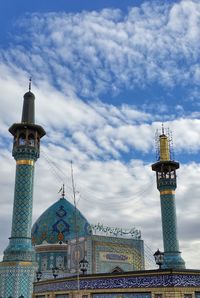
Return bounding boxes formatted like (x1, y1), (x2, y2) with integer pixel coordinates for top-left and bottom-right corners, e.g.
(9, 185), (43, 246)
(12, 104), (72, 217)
(9, 80), (45, 139)
(20, 77), (35, 124)
(21, 90), (35, 124)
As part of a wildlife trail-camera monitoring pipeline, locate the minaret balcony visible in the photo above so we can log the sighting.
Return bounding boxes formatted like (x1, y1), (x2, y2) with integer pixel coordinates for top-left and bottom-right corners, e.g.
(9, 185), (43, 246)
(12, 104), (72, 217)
(157, 178), (177, 191)
(12, 144), (40, 161)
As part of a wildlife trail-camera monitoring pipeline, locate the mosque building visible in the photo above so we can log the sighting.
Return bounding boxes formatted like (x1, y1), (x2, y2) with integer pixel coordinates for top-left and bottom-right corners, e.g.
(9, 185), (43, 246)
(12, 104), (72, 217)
(31, 188), (144, 279)
(0, 87), (145, 297)
(0, 85), (192, 298)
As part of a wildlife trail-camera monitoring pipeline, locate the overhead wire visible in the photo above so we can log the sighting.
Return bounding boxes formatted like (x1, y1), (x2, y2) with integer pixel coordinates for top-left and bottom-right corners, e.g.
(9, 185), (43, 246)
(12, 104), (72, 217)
(41, 149), (74, 197)
(144, 243), (157, 269)
(39, 150), (157, 270)
(77, 176), (155, 206)
(40, 149), (157, 214)
(75, 174), (155, 202)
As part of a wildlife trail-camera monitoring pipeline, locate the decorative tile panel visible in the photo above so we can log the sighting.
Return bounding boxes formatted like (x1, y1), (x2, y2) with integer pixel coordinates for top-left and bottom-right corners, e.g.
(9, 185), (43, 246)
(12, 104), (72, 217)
(92, 293), (151, 298)
(34, 273), (200, 293)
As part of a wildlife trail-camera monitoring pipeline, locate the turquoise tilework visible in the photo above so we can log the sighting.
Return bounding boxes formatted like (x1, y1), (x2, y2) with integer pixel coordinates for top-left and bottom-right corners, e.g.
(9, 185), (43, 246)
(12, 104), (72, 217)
(32, 198), (91, 245)
(12, 146), (39, 161)
(160, 194), (179, 252)
(157, 178), (176, 191)
(3, 163), (35, 262)
(162, 251), (185, 269)
(157, 178), (185, 269)
(1, 142), (40, 296)
(11, 164), (34, 238)
(0, 262), (36, 297)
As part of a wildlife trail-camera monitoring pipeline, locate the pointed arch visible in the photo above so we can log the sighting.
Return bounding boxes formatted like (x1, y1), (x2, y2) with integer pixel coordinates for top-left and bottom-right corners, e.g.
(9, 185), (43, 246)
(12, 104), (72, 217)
(110, 266), (124, 274)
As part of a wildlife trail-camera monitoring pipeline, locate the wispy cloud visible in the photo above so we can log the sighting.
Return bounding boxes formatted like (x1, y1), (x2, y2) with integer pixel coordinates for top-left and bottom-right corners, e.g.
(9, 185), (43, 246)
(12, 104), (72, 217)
(1, 0), (200, 99)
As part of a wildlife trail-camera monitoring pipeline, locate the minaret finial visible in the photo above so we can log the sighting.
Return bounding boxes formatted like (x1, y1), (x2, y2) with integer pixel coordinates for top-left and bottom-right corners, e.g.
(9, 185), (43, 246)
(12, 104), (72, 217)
(29, 77), (32, 92)
(162, 123), (164, 135)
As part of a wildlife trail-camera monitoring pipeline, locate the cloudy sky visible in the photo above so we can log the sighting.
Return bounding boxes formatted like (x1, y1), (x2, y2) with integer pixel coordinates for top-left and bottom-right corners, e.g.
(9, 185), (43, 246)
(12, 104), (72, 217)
(0, 0), (200, 269)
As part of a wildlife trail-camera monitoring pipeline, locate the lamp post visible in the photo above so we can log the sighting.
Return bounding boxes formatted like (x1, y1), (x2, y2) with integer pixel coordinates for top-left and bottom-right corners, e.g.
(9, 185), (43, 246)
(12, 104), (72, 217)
(52, 267), (59, 279)
(19, 296), (24, 298)
(79, 257), (89, 275)
(154, 249), (164, 269)
(36, 271), (42, 282)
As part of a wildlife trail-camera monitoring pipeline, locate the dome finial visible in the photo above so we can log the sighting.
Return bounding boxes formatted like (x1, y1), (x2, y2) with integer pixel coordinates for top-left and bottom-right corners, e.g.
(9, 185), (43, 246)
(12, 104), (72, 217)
(62, 184), (65, 199)
(29, 77), (32, 92)
(58, 185), (65, 199)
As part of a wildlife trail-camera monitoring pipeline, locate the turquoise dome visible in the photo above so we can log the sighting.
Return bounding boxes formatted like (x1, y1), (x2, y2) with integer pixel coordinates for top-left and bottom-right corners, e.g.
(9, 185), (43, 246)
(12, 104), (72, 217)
(31, 197), (91, 245)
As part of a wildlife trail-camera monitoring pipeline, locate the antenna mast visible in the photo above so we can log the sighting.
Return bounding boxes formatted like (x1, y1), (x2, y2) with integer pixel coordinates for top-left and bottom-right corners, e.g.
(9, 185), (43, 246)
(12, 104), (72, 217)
(70, 161), (80, 296)
(168, 129), (175, 161)
(155, 129), (159, 161)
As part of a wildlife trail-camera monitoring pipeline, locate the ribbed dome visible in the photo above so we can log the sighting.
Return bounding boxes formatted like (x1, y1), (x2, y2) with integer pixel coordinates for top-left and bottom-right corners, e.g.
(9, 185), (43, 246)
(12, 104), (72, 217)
(31, 197), (91, 245)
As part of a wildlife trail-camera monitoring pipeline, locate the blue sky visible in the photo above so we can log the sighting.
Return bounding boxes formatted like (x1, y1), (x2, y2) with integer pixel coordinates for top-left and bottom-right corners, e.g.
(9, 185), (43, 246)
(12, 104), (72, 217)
(0, 0), (200, 269)
(0, 0), (144, 43)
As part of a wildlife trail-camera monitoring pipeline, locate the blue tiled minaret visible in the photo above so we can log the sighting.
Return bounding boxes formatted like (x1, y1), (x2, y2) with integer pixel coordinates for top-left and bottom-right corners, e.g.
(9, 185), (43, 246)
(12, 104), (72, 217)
(152, 129), (185, 269)
(0, 84), (45, 297)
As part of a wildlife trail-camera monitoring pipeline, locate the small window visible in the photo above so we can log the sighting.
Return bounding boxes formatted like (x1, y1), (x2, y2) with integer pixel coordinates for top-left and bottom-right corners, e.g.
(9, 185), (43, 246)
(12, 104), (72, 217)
(41, 256), (47, 270)
(28, 134), (35, 146)
(19, 134), (26, 145)
(13, 136), (17, 145)
(184, 295), (192, 298)
(155, 294), (162, 298)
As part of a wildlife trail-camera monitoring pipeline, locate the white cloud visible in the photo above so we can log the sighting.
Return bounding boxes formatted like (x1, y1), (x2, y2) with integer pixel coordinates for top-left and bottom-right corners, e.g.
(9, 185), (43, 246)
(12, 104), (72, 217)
(0, 0), (199, 99)
(0, 0), (200, 270)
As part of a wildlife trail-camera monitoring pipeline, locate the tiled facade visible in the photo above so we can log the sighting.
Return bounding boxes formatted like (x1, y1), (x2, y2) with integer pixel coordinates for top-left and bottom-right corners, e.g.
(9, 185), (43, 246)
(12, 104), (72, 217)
(89, 235), (144, 273)
(34, 234), (144, 280)
(33, 199), (144, 279)
(32, 270), (200, 298)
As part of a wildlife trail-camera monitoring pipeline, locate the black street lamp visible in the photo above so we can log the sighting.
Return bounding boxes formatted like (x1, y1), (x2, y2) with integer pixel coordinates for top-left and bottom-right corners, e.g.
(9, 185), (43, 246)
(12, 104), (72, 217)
(79, 257), (89, 275)
(154, 249), (164, 269)
(36, 270), (42, 282)
(52, 267), (59, 279)
(19, 295), (24, 298)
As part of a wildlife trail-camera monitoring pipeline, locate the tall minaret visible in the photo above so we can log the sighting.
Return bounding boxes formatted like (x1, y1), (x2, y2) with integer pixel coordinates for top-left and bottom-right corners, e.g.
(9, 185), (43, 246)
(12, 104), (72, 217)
(0, 83), (45, 297)
(152, 128), (185, 269)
